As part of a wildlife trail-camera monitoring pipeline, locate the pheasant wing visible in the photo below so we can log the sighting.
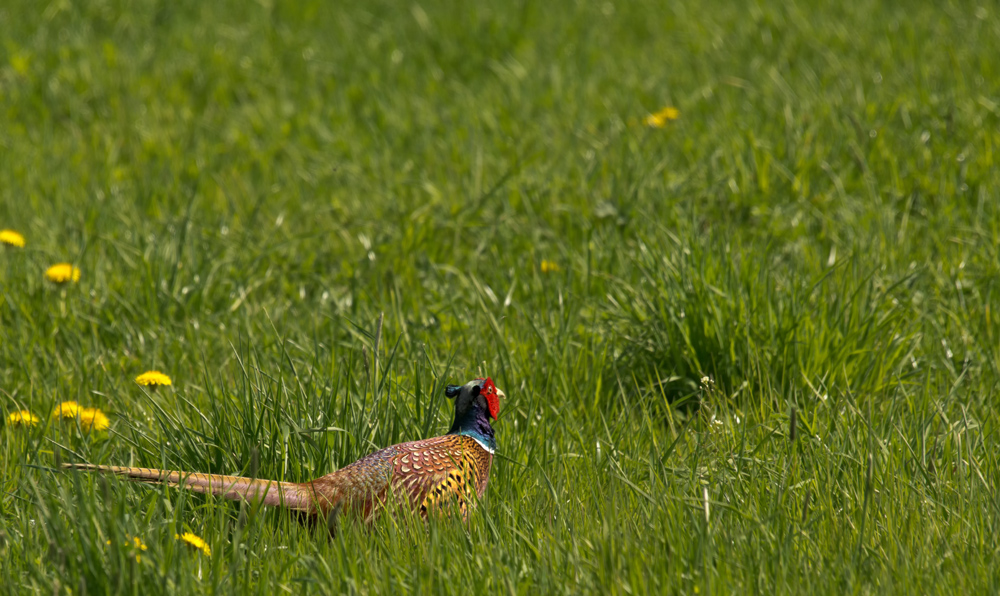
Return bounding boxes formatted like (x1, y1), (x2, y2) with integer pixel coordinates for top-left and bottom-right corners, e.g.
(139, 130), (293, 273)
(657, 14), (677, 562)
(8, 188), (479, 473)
(389, 435), (489, 518)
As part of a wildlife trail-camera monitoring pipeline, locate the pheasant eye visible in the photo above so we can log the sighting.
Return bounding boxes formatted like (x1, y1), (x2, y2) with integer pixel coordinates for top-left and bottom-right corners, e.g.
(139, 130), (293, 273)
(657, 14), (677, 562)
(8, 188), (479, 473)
(480, 377), (500, 420)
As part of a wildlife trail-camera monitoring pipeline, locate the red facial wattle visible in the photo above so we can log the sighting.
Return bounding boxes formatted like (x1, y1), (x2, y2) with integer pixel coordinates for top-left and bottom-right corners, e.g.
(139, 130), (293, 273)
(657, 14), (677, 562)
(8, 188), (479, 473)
(480, 377), (500, 420)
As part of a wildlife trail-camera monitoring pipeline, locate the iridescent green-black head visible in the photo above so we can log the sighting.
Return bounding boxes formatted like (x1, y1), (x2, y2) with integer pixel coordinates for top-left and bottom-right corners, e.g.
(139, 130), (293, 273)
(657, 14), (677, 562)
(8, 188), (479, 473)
(445, 378), (502, 421)
(445, 378), (504, 451)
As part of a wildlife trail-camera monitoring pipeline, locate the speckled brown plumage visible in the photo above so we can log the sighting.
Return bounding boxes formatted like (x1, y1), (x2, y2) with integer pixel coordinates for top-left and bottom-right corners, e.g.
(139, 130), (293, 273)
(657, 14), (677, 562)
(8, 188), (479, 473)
(303, 433), (493, 521)
(65, 378), (503, 524)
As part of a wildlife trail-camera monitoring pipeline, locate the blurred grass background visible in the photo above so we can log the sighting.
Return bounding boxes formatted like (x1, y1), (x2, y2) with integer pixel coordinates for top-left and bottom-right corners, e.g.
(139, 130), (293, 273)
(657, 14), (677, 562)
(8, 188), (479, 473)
(1, 0), (999, 593)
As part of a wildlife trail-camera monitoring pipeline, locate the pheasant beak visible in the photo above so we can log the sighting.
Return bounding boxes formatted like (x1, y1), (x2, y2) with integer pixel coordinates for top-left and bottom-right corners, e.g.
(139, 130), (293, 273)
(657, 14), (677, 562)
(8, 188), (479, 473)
(491, 387), (505, 421)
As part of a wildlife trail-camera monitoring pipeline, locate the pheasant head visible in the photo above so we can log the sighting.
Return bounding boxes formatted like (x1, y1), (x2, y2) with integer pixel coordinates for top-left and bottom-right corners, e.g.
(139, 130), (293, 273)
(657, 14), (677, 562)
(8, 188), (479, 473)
(445, 378), (504, 453)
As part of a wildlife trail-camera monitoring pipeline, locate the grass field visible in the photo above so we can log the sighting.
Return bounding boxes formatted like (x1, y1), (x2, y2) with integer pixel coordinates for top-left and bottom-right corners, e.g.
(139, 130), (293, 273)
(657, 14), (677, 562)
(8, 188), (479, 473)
(2, 0), (999, 593)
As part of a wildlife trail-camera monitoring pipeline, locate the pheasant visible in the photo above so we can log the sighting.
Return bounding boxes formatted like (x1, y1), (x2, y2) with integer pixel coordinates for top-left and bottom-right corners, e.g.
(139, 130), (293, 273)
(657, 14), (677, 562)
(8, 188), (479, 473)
(65, 378), (503, 523)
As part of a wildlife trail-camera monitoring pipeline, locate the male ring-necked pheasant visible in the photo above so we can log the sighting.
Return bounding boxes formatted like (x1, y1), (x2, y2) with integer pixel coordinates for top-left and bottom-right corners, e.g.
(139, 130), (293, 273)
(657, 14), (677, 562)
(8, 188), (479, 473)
(66, 378), (503, 522)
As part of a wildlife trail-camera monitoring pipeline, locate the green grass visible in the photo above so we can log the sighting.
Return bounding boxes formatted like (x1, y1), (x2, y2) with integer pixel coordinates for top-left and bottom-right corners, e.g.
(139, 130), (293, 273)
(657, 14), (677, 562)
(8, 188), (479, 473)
(2, 0), (999, 592)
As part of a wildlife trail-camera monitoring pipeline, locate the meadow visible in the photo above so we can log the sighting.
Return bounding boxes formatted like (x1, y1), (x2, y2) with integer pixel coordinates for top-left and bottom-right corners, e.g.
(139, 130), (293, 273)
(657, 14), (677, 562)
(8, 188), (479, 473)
(1, 0), (999, 593)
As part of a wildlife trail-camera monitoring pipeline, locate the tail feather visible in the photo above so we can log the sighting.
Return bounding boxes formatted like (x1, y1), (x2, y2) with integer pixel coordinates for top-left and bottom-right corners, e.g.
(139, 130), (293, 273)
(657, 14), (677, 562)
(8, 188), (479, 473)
(64, 464), (316, 512)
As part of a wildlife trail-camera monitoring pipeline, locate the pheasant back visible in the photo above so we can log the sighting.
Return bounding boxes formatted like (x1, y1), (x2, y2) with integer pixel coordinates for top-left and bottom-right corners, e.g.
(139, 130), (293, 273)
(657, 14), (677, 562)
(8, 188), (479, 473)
(312, 434), (493, 521)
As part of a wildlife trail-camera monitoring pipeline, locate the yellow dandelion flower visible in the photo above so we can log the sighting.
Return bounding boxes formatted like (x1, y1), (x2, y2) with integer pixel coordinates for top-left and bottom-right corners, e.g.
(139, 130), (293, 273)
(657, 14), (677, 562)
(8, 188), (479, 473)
(644, 106), (680, 128)
(109, 535), (149, 563)
(0, 230), (26, 248)
(79, 407), (110, 431)
(52, 401), (82, 419)
(130, 535), (148, 563)
(45, 263), (81, 284)
(175, 532), (211, 556)
(7, 410), (40, 427)
(135, 371), (172, 387)
(540, 260), (561, 273)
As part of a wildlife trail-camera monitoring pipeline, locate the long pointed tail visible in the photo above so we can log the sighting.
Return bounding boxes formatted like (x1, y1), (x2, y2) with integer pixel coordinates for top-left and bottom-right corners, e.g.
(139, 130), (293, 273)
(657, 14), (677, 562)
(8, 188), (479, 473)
(64, 464), (317, 512)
